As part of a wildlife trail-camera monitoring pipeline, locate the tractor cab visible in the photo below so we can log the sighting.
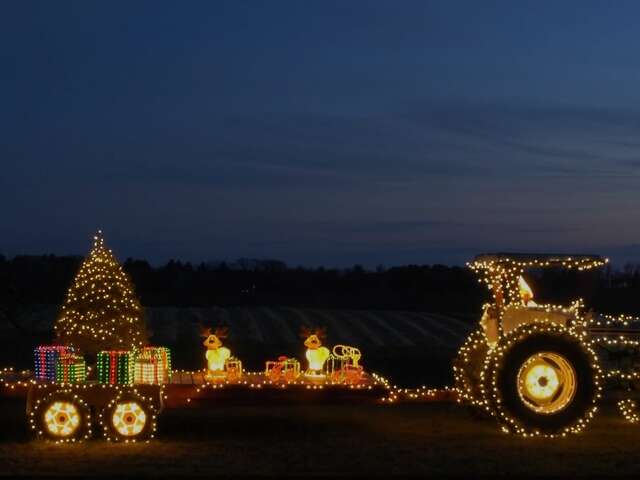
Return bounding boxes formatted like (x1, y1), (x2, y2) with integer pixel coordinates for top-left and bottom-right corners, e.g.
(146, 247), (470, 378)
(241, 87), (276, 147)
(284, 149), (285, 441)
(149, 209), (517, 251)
(468, 253), (607, 346)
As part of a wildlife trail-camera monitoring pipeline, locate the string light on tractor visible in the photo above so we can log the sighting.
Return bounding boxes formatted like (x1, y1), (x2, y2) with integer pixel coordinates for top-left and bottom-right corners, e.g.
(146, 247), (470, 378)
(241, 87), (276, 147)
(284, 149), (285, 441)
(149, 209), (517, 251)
(453, 328), (491, 409)
(618, 399), (640, 424)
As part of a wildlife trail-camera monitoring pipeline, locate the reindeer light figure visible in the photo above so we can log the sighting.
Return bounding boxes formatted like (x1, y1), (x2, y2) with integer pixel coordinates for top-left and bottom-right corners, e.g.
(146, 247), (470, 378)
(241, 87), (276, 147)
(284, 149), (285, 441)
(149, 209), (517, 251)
(202, 326), (231, 378)
(301, 326), (330, 377)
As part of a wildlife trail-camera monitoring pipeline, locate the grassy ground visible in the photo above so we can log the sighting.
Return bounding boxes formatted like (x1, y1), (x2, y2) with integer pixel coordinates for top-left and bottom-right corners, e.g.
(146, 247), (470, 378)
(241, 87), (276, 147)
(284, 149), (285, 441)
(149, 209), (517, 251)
(1, 397), (640, 477)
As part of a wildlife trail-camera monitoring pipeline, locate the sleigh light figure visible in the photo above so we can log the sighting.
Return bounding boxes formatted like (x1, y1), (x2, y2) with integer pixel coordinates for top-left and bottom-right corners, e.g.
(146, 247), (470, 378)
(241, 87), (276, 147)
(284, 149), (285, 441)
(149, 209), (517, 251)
(329, 345), (364, 385)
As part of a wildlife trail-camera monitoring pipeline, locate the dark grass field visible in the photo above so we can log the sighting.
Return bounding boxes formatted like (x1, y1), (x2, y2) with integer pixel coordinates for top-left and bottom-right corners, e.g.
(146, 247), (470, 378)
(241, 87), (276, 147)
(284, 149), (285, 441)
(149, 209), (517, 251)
(2, 396), (640, 478)
(4, 309), (640, 477)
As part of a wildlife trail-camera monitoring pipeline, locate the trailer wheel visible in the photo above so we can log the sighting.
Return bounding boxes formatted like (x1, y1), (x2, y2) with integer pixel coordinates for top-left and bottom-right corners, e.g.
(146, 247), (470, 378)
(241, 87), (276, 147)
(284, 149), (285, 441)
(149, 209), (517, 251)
(30, 390), (92, 442)
(484, 324), (601, 436)
(101, 393), (157, 442)
(453, 328), (490, 408)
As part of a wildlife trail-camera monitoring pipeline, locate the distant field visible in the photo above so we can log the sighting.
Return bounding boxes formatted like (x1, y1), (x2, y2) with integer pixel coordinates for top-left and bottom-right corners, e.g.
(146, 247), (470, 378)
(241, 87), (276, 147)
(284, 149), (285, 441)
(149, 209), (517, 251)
(0, 306), (475, 387)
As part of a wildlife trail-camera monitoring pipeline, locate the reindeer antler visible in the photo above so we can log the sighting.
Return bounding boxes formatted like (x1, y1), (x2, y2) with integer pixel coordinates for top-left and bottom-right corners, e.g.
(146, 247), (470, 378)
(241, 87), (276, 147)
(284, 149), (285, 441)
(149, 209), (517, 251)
(316, 326), (327, 340)
(200, 325), (212, 338)
(300, 325), (327, 339)
(300, 325), (313, 338)
(214, 326), (229, 339)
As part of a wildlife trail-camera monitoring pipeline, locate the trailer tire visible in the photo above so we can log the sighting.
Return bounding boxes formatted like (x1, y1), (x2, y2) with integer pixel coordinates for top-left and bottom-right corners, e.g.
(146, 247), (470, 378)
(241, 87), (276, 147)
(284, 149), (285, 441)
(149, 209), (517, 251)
(30, 390), (93, 442)
(484, 324), (600, 436)
(101, 392), (157, 442)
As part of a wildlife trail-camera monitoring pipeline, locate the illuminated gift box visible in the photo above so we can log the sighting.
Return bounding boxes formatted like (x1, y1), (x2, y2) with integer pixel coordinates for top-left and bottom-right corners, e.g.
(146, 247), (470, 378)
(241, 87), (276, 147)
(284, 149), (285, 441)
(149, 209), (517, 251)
(224, 357), (243, 382)
(134, 347), (172, 385)
(34, 345), (73, 381)
(55, 354), (86, 384)
(265, 357), (301, 382)
(97, 350), (134, 385)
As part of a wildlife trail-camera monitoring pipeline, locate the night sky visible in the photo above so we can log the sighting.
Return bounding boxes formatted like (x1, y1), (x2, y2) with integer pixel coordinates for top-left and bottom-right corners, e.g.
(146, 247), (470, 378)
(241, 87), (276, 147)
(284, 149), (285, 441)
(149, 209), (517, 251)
(2, 1), (640, 267)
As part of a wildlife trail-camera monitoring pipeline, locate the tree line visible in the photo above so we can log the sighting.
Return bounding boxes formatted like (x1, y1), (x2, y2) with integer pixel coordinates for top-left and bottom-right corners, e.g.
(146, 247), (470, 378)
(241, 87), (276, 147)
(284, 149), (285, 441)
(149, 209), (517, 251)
(1, 254), (640, 318)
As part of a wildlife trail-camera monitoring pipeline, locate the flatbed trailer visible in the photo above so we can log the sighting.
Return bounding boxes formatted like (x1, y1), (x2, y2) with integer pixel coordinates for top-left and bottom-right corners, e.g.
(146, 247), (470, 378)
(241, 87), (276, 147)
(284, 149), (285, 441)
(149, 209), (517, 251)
(0, 368), (419, 443)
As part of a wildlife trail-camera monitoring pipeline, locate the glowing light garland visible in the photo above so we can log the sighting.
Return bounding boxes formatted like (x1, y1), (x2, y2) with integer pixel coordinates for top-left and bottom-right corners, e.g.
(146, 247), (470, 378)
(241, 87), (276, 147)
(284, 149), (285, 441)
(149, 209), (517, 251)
(618, 399), (640, 424)
(181, 369), (390, 405)
(453, 329), (489, 408)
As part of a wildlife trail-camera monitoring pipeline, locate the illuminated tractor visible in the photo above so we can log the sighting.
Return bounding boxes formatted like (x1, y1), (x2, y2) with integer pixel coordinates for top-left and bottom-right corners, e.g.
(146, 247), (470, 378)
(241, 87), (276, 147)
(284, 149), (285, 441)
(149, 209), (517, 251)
(454, 253), (640, 436)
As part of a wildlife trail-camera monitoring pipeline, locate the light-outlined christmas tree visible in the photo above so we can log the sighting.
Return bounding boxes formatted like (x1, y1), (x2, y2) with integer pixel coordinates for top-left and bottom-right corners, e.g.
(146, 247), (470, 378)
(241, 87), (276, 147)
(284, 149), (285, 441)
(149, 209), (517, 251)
(55, 231), (146, 355)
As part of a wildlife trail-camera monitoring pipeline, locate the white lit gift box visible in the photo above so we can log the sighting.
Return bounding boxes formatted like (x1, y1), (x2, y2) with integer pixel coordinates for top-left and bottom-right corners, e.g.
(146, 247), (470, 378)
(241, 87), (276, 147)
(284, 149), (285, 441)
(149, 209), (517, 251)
(134, 347), (172, 385)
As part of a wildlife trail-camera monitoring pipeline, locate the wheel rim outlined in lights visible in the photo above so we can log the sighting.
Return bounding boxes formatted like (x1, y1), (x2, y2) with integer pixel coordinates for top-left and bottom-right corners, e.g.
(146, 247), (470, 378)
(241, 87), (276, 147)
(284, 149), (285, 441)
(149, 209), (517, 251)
(111, 401), (147, 436)
(44, 401), (81, 437)
(517, 351), (577, 414)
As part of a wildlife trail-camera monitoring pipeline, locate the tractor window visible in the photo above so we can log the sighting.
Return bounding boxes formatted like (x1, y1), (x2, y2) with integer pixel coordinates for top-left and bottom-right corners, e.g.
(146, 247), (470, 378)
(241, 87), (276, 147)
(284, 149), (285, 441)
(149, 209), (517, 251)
(522, 267), (599, 308)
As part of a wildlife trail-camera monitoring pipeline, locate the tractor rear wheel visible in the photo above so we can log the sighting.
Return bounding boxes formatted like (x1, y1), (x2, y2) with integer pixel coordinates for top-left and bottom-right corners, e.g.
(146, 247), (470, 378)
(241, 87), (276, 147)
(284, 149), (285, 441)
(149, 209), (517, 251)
(484, 324), (600, 436)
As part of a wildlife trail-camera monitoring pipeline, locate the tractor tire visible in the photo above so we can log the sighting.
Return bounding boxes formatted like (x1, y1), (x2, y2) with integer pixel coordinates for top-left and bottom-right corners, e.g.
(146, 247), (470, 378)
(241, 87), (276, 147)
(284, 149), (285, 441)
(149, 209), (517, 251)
(483, 323), (601, 436)
(453, 328), (491, 408)
(30, 390), (93, 442)
(100, 392), (157, 442)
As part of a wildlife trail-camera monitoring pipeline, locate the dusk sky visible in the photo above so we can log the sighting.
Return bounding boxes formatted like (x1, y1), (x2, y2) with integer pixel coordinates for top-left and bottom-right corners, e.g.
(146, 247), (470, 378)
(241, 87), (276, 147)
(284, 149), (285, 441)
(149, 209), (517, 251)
(2, 1), (640, 267)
